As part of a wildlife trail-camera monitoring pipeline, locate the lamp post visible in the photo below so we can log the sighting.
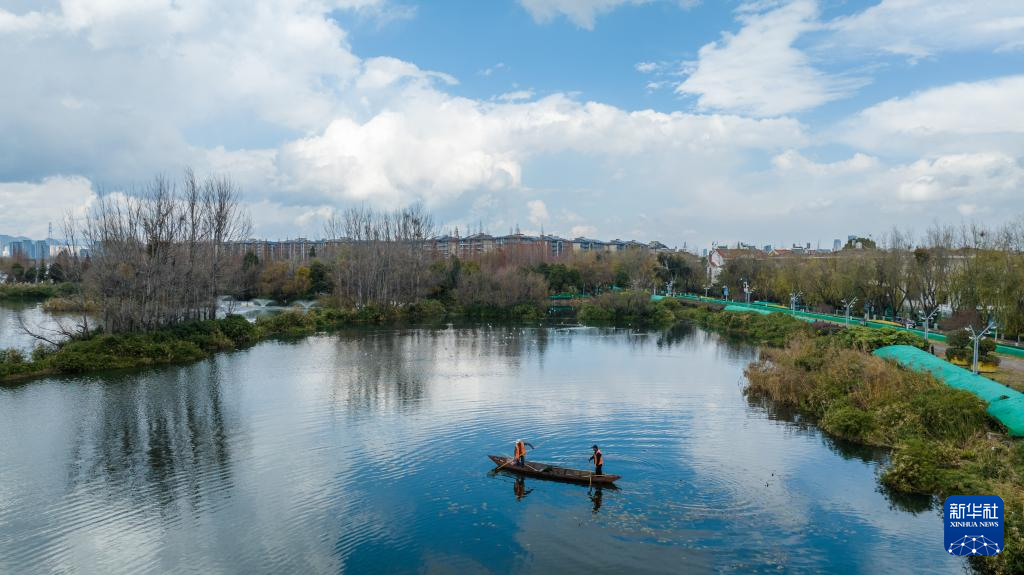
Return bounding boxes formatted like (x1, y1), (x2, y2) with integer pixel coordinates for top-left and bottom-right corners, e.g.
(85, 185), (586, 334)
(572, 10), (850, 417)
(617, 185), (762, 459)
(841, 297), (858, 326)
(920, 307), (941, 342)
(978, 304), (996, 342)
(965, 318), (997, 375)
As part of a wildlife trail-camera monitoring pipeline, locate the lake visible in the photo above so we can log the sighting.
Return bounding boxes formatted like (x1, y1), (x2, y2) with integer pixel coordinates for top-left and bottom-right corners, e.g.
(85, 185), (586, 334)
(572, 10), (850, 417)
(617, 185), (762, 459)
(0, 314), (962, 573)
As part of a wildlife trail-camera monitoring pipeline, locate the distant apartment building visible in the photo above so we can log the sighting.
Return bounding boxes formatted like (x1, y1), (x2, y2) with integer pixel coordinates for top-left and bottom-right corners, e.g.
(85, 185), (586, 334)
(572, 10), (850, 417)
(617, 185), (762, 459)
(227, 238), (330, 262)
(223, 232), (671, 263)
(571, 237), (605, 253)
(35, 240), (49, 262)
(20, 239), (35, 260)
(707, 246), (764, 282)
(9, 241), (27, 259)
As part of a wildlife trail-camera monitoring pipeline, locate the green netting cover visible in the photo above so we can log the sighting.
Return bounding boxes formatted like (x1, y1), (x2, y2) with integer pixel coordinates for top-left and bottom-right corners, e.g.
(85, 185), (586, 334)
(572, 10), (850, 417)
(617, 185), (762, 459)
(874, 345), (1024, 437)
(723, 305), (773, 315)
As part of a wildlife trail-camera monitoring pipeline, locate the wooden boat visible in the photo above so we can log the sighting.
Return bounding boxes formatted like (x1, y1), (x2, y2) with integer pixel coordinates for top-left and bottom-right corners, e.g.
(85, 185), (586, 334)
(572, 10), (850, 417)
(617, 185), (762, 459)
(488, 455), (621, 485)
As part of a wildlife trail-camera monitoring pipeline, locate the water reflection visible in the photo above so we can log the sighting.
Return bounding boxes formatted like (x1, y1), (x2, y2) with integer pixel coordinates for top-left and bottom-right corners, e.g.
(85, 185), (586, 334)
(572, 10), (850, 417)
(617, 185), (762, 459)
(0, 325), (962, 574)
(0, 300), (87, 353)
(513, 476), (533, 502)
(743, 380), (938, 516)
(589, 485), (604, 513)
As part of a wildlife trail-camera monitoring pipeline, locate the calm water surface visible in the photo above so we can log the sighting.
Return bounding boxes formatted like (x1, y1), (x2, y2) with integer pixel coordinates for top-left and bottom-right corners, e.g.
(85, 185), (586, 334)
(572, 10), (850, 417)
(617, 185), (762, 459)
(0, 300), (86, 353)
(0, 320), (963, 573)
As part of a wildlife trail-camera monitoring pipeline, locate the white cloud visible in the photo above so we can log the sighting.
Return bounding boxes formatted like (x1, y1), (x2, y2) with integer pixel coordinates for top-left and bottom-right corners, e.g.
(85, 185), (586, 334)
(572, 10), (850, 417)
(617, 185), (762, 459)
(0, 176), (96, 238)
(0, 0), (371, 183)
(518, 0), (701, 29)
(519, 0), (649, 29)
(635, 61), (659, 73)
(829, 0), (1024, 58)
(478, 62), (506, 76)
(274, 89), (806, 207)
(890, 153), (1024, 204)
(841, 75), (1024, 155)
(676, 0), (864, 116)
(4, 0), (1020, 249)
(357, 56), (457, 92)
(497, 90), (535, 102)
(570, 225), (597, 238)
(527, 200), (550, 226)
(772, 150), (879, 175)
(765, 150), (1024, 221)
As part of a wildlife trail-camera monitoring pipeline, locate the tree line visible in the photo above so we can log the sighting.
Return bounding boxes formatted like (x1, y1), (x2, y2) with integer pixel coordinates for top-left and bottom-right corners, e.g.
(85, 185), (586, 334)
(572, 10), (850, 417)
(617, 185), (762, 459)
(9, 170), (702, 336)
(716, 220), (1024, 338)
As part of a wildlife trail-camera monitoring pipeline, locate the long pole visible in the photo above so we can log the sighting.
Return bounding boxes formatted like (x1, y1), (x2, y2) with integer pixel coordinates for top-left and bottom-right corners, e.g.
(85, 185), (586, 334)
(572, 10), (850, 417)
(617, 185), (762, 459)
(973, 335), (980, 375)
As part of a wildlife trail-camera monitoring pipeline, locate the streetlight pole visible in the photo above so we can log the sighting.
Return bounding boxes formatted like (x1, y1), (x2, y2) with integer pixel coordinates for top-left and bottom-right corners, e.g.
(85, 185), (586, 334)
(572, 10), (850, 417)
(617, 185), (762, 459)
(966, 318), (997, 375)
(841, 297), (858, 326)
(920, 307), (941, 342)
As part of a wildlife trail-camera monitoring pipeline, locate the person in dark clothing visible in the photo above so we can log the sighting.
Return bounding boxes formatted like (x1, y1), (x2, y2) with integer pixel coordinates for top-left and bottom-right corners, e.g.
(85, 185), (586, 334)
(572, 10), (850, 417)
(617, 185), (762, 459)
(589, 444), (604, 476)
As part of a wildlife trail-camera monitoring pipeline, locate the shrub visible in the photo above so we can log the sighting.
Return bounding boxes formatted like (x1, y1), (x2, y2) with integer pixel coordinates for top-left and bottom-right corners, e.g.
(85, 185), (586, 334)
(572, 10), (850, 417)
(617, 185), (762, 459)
(407, 299), (447, 320)
(256, 310), (318, 338)
(821, 403), (875, 443)
(680, 306), (810, 346)
(880, 438), (947, 494)
(910, 387), (990, 442)
(219, 314), (258, 345)
(579, 291), (680, 326)
(829, 326), (927, 351)
(0, 348), (26, 365)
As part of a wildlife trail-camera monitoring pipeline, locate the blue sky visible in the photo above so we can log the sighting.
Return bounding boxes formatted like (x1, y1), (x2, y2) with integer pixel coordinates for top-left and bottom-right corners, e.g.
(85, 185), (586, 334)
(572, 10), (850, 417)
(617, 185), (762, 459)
(1, 0), (1022, 249)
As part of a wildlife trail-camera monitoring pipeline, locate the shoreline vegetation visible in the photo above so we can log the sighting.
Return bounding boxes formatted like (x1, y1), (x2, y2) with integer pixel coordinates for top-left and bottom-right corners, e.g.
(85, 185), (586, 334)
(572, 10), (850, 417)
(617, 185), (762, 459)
(704, 307), (1022, 575)
(0, 283), (76, 300)
(0, 290), (680, 383)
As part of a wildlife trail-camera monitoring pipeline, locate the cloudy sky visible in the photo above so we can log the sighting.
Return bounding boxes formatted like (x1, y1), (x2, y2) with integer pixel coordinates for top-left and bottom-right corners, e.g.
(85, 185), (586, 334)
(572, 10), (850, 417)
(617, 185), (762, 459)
(1, 0), (1022, 249)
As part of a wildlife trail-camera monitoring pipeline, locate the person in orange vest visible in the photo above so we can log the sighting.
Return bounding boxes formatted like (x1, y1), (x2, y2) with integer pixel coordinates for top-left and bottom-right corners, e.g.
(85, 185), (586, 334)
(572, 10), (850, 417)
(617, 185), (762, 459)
(589, 444), (604, 476)
(513, 439), (534, 466)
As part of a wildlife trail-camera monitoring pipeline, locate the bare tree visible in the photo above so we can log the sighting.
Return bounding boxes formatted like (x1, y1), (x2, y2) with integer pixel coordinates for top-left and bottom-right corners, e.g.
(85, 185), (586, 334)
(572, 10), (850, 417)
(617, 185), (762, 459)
(323, 204), (438, 308)
(73, 170), (250, 333)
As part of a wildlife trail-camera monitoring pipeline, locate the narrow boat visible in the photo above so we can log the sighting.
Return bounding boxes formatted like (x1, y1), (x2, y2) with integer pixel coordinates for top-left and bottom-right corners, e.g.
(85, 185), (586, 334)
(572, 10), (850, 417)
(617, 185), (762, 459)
(488, 455), (621, 485)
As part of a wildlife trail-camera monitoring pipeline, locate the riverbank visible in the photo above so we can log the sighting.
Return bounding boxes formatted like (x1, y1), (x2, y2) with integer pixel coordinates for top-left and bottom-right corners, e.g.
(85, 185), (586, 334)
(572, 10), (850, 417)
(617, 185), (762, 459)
(0, 290), (714, 384)
(736, 317), (1022, 574)
(0, 283), (75, 300)
(0, 297), (565, 383)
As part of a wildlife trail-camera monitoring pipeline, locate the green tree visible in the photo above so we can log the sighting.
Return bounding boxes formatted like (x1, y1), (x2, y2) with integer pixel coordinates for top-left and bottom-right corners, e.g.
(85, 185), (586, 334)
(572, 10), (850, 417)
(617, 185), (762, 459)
(308, 260), (332, 295)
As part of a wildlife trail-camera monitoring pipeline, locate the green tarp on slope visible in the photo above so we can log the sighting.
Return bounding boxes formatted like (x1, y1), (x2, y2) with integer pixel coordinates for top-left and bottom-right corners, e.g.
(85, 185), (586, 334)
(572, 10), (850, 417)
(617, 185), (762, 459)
(723, 305), (773, 315)
(874, 345), (1024, 437)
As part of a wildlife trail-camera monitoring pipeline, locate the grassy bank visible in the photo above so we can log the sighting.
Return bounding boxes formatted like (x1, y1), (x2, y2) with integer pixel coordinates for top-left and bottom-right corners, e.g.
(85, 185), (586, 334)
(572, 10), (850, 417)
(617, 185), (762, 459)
(0, 299), (551, 383)
(672, 305), (811, 346)
(577, 290), (677, 326)
(745, 334), (1023, 574)
(0, 283), (75, 300)
(42, 297), (99, 313)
